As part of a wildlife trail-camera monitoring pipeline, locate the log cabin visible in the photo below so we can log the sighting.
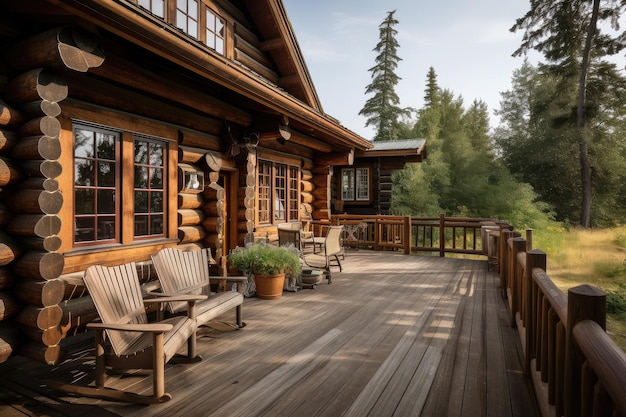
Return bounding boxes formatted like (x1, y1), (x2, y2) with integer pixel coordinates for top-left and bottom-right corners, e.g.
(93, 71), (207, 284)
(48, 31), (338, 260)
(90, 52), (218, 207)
(334, 139), (426, 215)
(0, 0), (419, 365)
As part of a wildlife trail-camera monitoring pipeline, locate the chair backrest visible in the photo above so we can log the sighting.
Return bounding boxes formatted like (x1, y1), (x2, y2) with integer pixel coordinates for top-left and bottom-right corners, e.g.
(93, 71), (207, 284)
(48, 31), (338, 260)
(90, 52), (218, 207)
(151, 247), (211, 313)
(324, 226), (344, 256)
(83, 262), (148, 356)
(278, 227), (302, 251)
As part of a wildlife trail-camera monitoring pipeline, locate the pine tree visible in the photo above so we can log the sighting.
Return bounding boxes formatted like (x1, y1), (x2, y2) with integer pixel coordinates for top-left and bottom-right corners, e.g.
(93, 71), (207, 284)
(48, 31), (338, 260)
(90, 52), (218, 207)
(359, 10), (409, 141)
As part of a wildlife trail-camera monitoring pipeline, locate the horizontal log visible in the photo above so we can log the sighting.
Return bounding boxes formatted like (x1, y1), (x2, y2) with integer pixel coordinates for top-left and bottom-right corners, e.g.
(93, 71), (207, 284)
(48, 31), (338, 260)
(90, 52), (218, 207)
(3, 68), (68, 104)
(7, 214), (61, 237)
(19, 341), (63, 365)
(311, 187), (328, 200)
(302, 157), (314, 171)
(0, 99), (26, 128)
(14, 305), (63, 330)
(234, 49), (279, 84)
(8, 189), (63, 214)
(20, 160), (62, 179)
(0, 233), (20, 266)
(312, 208), (330, 221)
(234, 33), (274, 69)
(0, 268), (15, 291)
(11, 135), (61, 160)
(18, 235), (62, 252)
(301, 169), (313, 182)
(21, 326), (62, 348)
(312, 175), (329, 189)
(20, 177), (59, 192)
(0, 291), (20, 321)
(312, 199), (329, 210)
(177, 128), (222, 149)
(20, 100), (62, 118)
(203, 185), (225, 201)
(301, 191), (314, 204)
(202, 200), (224, 217)
(178, 209), (204, 227)
(0, 129), (17, 152)
(14, 278), (65, 307)
(0, 322), (22, 363)
(60, 295), (97, 332)
(13, 251), (64, 281)
(19, 116), (61, 138)
(201, 216), (223, 233)
(315, 149), (354, 166)
(5, 26), (104, 72)
(178, 145), (207, 164)
(178, 226), (206, 244)
(301, 180), (314, 193)
(0, 156), (22, 186)
(0, 204), (11, 227)
(178, 192), (204, 210)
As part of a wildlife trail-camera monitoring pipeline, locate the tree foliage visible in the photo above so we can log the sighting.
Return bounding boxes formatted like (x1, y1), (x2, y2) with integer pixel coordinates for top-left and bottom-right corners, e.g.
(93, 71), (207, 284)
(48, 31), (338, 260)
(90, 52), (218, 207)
(359, 10), (410, 141)
(511, 0), (626, 227)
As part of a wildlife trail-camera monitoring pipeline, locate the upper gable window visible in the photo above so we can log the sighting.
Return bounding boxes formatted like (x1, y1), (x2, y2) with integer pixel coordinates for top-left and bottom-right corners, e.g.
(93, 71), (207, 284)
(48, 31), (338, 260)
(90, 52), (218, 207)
(176, 0), (199, 38)
(205, 8), (225, 54)
(138, 0), (165, 18)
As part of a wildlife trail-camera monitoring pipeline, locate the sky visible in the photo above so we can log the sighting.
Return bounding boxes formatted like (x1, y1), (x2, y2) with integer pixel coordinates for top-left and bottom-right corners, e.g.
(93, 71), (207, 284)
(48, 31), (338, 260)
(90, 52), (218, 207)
(281, 0), (537, 140)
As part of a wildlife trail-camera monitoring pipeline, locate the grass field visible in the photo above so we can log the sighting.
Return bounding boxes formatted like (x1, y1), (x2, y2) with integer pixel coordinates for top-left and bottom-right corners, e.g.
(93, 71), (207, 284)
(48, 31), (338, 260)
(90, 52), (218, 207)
(532, 225), (626, 350)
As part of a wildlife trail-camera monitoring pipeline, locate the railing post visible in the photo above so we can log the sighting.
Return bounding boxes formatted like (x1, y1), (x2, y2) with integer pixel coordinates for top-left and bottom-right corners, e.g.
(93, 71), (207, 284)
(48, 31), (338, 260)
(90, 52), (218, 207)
(439, 213), (445, 257)
(499, 229), (514, 298)
(524, 250), (546, 375)
(509, 237), (526, 327)
(403, 216), (411, 255)
(526, 228), (533, 251)
(564, 285), (606, 417)
(374, 218), (380, 251)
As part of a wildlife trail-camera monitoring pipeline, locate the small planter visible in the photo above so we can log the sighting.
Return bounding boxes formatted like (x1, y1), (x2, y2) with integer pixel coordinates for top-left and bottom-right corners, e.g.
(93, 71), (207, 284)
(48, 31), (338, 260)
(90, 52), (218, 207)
(254, 273), (286, 300)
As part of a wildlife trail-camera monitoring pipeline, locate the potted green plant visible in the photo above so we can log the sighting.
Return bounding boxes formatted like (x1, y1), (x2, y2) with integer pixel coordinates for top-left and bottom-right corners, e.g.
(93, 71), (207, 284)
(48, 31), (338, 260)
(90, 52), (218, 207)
(228, 242), (301, 299)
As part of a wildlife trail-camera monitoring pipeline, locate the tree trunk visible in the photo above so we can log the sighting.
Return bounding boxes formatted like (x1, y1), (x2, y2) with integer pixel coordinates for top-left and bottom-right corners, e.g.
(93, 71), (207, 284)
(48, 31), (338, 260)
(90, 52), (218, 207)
(577, 0), (599, 228)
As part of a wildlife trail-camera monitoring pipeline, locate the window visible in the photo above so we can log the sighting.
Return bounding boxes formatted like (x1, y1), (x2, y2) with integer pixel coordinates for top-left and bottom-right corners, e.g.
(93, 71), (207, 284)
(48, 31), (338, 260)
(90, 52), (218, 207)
(176, 0), (199, 38)
(205, 8), (225, 54)
(138, 0), (165, 18)
(74, 126), (119, 244)
(257, 160), (300, 224)
(341, 167), (370, 201)
(73, 123), (167, 246)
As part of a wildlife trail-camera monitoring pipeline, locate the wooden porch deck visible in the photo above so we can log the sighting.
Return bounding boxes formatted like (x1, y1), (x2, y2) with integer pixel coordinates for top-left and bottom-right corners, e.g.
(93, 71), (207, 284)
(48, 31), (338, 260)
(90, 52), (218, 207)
(0, 252), (538, 417)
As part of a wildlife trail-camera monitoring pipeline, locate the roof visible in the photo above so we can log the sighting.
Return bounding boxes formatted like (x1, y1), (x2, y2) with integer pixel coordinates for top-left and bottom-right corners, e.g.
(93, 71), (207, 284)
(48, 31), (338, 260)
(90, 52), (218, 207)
(356, 139), (426, 161)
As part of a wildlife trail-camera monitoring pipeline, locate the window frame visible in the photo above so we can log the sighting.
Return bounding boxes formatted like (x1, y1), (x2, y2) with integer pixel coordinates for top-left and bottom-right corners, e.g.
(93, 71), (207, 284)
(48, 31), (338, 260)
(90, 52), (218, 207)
(257, 159), (300, 225)
(71, 122), (170, 249)
(340, 166), (371, 203)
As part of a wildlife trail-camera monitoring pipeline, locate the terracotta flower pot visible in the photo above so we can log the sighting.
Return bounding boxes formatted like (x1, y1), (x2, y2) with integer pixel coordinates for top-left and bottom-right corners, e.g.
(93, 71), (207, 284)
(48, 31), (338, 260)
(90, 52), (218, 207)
(253, 273), (286, 299)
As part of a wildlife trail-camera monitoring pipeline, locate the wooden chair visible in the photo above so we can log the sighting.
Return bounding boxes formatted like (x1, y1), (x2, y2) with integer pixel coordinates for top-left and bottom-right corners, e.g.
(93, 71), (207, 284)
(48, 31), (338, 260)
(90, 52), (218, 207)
(49, 262), (203, 404)
(301, 225), (344, 283)
(151, 247), (246, 328)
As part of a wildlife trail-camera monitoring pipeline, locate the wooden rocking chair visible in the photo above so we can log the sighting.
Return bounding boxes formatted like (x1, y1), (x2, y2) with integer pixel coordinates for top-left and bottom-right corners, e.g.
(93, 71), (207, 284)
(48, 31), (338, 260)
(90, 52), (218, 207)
(151, 247), (246, 328)
(48, 262), (204, 404)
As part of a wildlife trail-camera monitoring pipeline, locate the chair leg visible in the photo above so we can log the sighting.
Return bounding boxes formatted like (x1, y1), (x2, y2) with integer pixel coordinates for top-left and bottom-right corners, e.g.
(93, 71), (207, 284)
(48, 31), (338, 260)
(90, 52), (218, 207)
(153, 332), (166, 400)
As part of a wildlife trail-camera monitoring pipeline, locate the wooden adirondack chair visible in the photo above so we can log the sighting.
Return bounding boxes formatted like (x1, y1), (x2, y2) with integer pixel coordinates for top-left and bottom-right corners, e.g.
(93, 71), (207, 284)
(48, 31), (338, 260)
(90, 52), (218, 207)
(151, 247), (246, 328)
(48, 262), (203, 404)
(301, 225), (344, 284)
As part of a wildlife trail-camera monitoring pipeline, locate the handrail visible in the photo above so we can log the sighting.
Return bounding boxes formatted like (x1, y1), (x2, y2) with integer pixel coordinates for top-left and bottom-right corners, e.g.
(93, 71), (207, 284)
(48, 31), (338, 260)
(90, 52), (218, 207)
(501, 230), (626, 417)
(331, 213), (498, 257)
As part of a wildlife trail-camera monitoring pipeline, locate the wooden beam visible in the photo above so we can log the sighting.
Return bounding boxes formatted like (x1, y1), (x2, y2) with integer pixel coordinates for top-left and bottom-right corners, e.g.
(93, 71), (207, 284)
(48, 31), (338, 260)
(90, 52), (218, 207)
(315, 149), (354, 166)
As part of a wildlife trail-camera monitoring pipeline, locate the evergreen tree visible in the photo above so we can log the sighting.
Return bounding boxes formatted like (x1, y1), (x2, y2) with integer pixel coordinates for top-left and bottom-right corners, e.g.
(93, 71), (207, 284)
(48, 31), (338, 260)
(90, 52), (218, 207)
(359, 10), (409, 141)
(511, 0), (626, 227)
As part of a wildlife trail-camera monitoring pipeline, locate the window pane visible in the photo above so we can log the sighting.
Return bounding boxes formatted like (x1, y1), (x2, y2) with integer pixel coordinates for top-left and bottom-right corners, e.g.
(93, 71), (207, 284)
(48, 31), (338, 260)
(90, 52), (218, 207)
(149, 142), (163, 166)
(74, 129), (93, 158)
(97, 189), (116, 214)
(176, 10), (185, 30)
(150, 191), (163, 212)
(98, 216), (115, 239)
(75, 160), (94, 186)
(342, 169), (355, 200)
(356, 168), (369, 200)
(96, 133), (116, 160)
(135, 216), (149, 236)
(98, 161), (115, 187)
(150, 167), (163, 188)
(189, 0), (198, 19)
(75, 217), (95, 242)
(135, 191), (149, 213)
(151, 215), (164, 234)
(75, 189), (94, 214)
(215, 38), (224, 55)
(135, 141), (148, 164)
(135, 166), (148, 188)
(189, 20), (198, 38)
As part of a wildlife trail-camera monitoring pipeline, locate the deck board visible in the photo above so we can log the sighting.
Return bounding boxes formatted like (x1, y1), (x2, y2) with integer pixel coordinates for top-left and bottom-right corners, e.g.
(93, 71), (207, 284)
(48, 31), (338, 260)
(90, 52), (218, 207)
(0, 252), (538, 417)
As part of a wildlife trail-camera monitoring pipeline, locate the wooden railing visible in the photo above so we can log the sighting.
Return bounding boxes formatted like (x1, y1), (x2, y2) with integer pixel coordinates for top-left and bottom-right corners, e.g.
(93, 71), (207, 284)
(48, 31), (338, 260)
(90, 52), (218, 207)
(324, 213), (500, 257)
(500, 229), (626, 417)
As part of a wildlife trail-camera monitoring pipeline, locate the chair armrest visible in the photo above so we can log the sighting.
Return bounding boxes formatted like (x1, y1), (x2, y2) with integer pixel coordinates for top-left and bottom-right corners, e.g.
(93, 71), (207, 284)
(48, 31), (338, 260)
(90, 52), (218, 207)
(87, 322), (173, 333)
(144, 294), (207, 304)
(209, 275), (248, 283)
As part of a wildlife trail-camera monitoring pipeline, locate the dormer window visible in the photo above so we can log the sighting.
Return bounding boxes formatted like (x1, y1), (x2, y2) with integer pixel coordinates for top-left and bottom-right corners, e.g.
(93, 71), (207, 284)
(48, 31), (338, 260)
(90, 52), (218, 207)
(176, 0), (199, 38)
(138, 0), (165, 18)
(205, 8), (225, 54)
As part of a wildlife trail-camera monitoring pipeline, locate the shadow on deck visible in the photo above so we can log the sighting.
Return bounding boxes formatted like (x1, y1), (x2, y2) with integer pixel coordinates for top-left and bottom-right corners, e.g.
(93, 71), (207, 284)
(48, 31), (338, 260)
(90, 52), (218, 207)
(0, 251), (539, 417)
